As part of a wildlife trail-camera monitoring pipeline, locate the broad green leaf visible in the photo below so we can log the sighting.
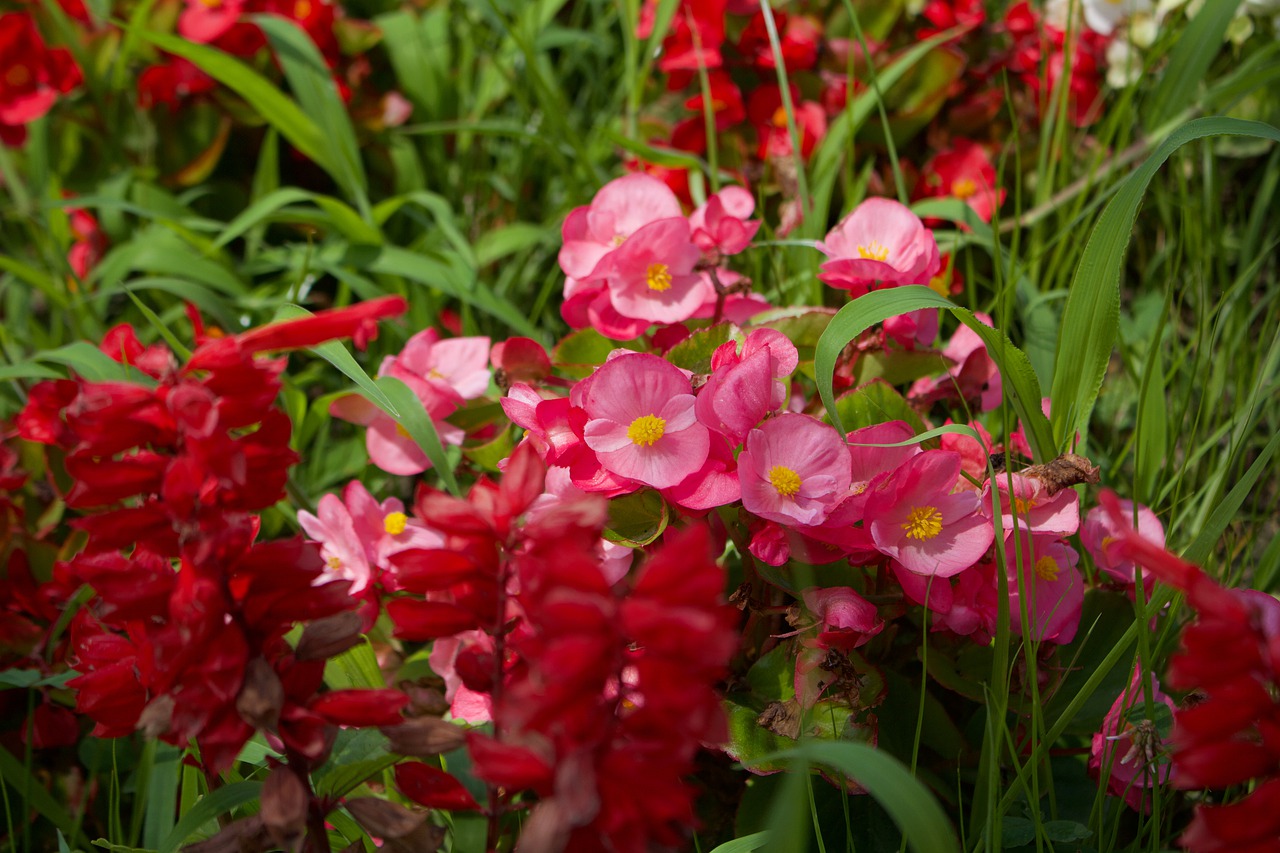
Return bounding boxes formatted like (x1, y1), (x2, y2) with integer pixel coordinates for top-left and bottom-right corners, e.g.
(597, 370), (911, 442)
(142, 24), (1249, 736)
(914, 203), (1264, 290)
(158, 781), (261, 853)
(35, 342), (150, 384)
(814, 286), (1054, 460)
(552, 327), (639, 378)
(214, 188), (378, 248)
(752, 741), (960, 853)
(822, 380), (925, 434)
(664, 323), (733, 374)
(1050, 117), (1280, 451)
(257, 15), (369, 217)
(603, 489), (669, 547)
(325, 638), (385, 690)
(708, 832), (770, 853)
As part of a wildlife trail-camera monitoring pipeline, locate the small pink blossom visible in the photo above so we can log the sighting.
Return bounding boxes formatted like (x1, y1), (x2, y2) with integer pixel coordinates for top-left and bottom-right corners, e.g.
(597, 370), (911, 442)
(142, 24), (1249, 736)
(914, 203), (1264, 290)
(1005, 533), (1083, 644)
(909, 315), (1002, 411)
(817, 197), (942, 294)
(558, 172), (685, 281)
(800, 587), (884, 651)
(1090, 668), (1175, 813)
(863, 450), (993, 578)
(1082, 500), (1164, 586)
(984, 473), (1079, 539)
(845, 420), (921, 518)
(579, 353), (710, 489)
(934, 562), (999, 644)
(695, 329), (797, 443)
(178, 0), (244, 43)
(690, 186), (760, 256)
(430, 630), (495, 723)
(603, 217), (706, 324)
(397, 328), (492, 401)
(739, 413), (851, 527)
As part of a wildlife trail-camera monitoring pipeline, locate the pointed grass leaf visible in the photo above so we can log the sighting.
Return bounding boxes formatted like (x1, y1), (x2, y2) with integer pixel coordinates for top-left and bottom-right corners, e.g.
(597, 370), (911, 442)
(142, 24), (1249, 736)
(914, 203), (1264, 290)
(132, 30), (336, 186)
(1144, 0), (1240, 129)
(751, 741), (960, 853)
(158, 781), (261, 853)
(1181, 428), (1280, 566)
(375, 375), (461, 497)
(708, 832), (770, 853)
(272, 304), (397, 417)
(1050, 117), (1280, 452)
(815, 286), (1053, 460)
(256, 15), (369, 217)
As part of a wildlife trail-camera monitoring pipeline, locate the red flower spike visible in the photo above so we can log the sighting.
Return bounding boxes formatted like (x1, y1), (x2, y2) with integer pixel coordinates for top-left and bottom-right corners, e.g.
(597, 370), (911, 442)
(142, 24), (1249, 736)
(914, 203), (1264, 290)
(387, 599), (483, 641)
(394, 762), (481, 811)
(311, 689), (410, 728)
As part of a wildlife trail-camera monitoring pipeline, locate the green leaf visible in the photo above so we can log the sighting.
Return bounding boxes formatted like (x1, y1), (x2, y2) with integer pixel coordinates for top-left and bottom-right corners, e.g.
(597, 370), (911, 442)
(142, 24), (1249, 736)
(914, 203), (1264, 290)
(1000, 817), (1035, 849)
(552, 327), (638, 378)
(1043, 820), (1092, 844)
(752, 741), (960, 853)
(325, 638), (385, 691)
(0, 744), (87, 847)
(375, 375), (461, 497)
(132, 30), (336, 185)
(664, 323), (733, 374)
(603, 490), (669, 547)
(0, 669), (77, 689)
(823, 380), (925, 434)
(708, 832), (770, 853)
(1182, 428), (1280, 565)
(814, 286), (1054, 460)
(272, 304), (397, 416)
(158, 781), (261, 853)
(35, 342), (151, 384)
(1050, 118), (1280, 451)
(256, 15), (369, 216)
(1145, 0), (1240, 129)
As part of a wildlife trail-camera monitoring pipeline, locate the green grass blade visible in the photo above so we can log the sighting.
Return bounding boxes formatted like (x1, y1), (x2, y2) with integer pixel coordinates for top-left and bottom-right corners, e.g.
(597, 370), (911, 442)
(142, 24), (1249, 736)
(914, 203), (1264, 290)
(1050, 117), (1280, 451)
(1144, 0), (1239, 129)
(707, 832), (770, 853)
(157, 781), (261, 853)
(1181, 428), (1280, 566)
(814, 286), (1054, 460)
(756, 742), (960, 853)
(375, 375), (461, 497)
(0, 744), (87, 848)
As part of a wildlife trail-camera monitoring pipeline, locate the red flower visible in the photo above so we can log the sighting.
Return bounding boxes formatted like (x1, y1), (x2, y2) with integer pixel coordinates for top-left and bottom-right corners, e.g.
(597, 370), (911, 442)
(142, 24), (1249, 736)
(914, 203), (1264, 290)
(0, 13), (81, 145)
(915, 139), (1005, 224)
(137, 57), (217, 110)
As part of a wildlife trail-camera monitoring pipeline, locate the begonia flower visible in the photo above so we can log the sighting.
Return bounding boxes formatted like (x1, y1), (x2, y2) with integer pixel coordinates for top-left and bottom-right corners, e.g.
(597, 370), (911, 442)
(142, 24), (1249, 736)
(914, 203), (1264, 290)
(818, 197), (942, 293)
(739, 413), (851, 526)
(1089, 668), (1175, 813)
(1004, 532), (1084, 643)
(1082, 499), (1164, 586)
(984, 472), (1078, 539)
(916, 139), (1005, 224)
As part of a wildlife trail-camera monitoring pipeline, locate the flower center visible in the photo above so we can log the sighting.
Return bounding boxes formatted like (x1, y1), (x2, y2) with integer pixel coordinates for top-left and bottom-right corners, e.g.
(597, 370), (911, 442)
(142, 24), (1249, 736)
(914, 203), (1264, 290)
(383, 511), (408, 535)
(1013, 496), (1033, 515)
(627, 414), (666, 447)
(768, 465), (802, 498)
(901, 506), (943, 540)
(1035, 555), (1060, 582)
(295, 0), (312, 16)
(612, 233), (626, 246)
(326, 556), (343, 570)
(952, 177), (978, 199)
(646, 263), (673, 292)
(856, 242), (889, 261)
(771, 106), (789, 128)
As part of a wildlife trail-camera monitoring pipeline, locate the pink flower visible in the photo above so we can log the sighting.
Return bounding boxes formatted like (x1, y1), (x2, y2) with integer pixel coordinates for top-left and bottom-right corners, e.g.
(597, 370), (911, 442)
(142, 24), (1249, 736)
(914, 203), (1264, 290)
(934, 562), (999, 643)
(909, 314), (1002, 411)
(739, 413), (851, 526)
(1089, 668), (1175, 813)
(178, 0), (245, 43)
(695, 329), (797, 443)
(579, 353), (710, 489)
(603, 217), (706, 324)
(864, 450), (993, 578)
(298, 481), (442, 596)
(845, 420), (921, 517)
(1005, 533), (1083, 644)
(800, 587), (884, 651)
(396, 328), (492, 401)
(558, 173), (685, 282)
(984, 473), (1078, 539)
(818, 198), (942, 294)
(690, 186), (760, 256)
(1082, 500), (1164, 586)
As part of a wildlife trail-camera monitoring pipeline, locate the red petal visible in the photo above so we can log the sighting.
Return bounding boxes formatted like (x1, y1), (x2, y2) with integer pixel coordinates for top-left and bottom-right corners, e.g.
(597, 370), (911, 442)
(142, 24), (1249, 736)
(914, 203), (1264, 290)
(387, 599), (483, 641)
(311, 689), (409, 727)
(394, 762), (480, 811)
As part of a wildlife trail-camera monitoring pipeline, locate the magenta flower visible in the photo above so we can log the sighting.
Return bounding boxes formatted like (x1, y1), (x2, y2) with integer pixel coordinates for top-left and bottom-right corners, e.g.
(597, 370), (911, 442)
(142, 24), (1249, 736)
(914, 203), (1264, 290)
(984, 473), (1079, 539)
(396, 328), (492, 401)
(1005, 533), (1084, 644)
(864, 450), (993, 578)
(689, 186), (760, 256)
(580, 353), (710, 489)
(817, 197), (941, 294)
(1089, 667), (1175, 813)
(695, 328), (797, 443)
(1082, 499), (1165, 586)
(845, 420), (921, 517)
(800, 587), (884, 651)
(178, 0), (244, 43)
(739, 413), (851, 526)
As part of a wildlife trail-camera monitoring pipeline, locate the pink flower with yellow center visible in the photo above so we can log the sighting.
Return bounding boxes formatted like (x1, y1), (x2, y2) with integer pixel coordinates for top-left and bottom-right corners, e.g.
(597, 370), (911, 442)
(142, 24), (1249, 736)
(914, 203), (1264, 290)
(603, 217), (706, 324)
(1082, 499), (1164, 587)
(864, 450), (993, 577)
(739, 413), (851, 526)
(1004, 533), (1083, 644)
(579, 353), (709, 489)
(817, 197), (942, 294)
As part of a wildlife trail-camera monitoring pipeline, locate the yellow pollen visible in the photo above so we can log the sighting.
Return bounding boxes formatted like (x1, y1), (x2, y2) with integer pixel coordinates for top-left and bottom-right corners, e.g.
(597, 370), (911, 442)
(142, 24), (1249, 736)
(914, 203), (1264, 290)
(612, 233), (626, 246)
(768, 465), (803, 498)
(295, 0), (312, 15)
(1102, 535), (1116, 550)
(646, 263), (673, 292)
(395, 423), (412, 439)
(326, 556), (342, 569)
(1035, 555), (1060, 582)
(856, 242), (890, 262)
(851, 482), (868, 495)
(6, 65), (30, 87)
(902, 506), (944, 540)
(771, 106), (789, 128)
(1013, 497), (1033, 515)
(627, 414), (666, 447)
(427, 368), (444, 380)
(383, 512), (408, 535)
(952, 177), (978, 199)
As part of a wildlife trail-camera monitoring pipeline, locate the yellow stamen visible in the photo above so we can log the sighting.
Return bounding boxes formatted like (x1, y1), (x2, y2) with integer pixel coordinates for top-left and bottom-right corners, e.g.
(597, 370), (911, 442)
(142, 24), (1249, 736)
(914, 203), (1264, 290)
(902, 506), (944, 540)
(771, 106), (789, 128)
(383, 512), (408, 535)
(612, 233), (626, 246)
(1013, 496), (1033, 515)
(395, 423), (412, 439)
(627, 414), (666, 447)
(1035, 555), (1060, 582)
(856, 242), (889, 262)
(952, 178), (977, 199)
(326, 556), (342, 569)
(646, 263), (673, 292)
(768, 465), (802, 498)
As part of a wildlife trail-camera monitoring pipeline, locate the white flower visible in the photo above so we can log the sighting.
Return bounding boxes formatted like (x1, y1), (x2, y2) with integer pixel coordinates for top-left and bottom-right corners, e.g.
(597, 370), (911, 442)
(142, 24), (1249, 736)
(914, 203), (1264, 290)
(1083, 0), (1154, 34)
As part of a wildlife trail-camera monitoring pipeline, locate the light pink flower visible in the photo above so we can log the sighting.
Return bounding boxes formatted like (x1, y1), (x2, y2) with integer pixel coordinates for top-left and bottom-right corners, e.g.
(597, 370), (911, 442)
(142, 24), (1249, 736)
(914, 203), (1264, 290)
(580, 353), (710, 489)
(864, 450), (993, 578)
(845, 420), (921, 517)
(1082, 500), (1165, 586)
(558, 173), (686, 281)
(690, 186), (760, 256)
(800, 587), (884, 651)
(909, 314), (1002, 411)
(603, 217), (706, 324)
(739, 413), (851, 526)
(695, 329), (797, 443)
(817, 197), (942, 293)
(984, 473), (1079, 539)
(397, 328), (491, 401)
(298, 480), (442, 596)
(1089, 668), (1175, 813)
(178, 0), (244, 43)
(430, 630), (494, 724)
(934, 562), (999, 644)
(1005, 533), (1083, 644)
